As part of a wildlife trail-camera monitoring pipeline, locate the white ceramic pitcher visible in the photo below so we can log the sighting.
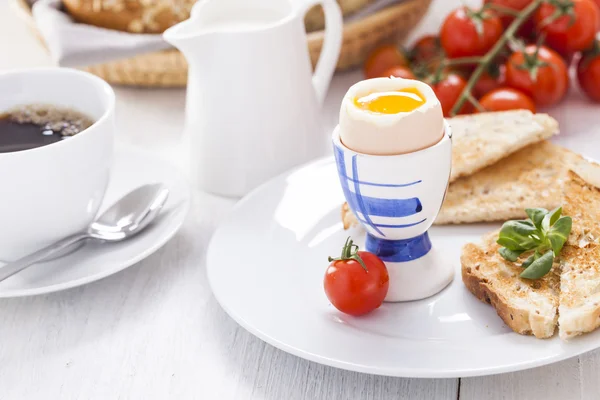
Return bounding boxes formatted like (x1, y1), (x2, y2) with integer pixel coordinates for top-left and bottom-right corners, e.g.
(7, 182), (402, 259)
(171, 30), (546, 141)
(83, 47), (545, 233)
(164, 0), (342, 197)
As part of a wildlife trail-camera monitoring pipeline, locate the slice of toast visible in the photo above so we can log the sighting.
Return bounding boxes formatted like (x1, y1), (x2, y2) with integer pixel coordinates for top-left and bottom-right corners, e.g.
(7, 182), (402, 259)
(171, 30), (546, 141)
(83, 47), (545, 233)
(460, 169), (600, 340)
(440, 143), (600, 224)
(449, 110), (558, 182)
(437, 141), (572, 224)
(461, 231), (560, 339)
(558, 171), (600, 340)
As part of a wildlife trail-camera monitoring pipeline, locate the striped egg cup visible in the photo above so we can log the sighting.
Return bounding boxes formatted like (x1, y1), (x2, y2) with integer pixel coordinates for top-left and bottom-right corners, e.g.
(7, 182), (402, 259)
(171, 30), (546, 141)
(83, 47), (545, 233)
(332, 123), (454, 301)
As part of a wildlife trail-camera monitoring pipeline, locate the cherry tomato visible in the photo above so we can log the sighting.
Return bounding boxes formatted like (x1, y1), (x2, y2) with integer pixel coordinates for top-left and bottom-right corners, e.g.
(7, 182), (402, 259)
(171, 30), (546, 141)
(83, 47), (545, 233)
(577, 44), (600, 102)
(324, 238), (389, 316)
(479, 87), (536, 112)
(382, 65), (416, 80)
(431, 73), (469, 117)
(473, 70), (504, 98)
(483, 0), (535, 36)
(505, 45), (569, 107)
(484, 0), (533, 25)
(363, 44), (409, 79)
(440, 7), (503, 58)
(534, 0), (600, 54)
(411, 34), (442, 64)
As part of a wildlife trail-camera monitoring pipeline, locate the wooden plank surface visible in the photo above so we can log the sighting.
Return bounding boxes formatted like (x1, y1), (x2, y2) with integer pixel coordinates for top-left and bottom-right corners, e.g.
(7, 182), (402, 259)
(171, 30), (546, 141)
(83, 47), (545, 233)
(1, 0), (599, 398)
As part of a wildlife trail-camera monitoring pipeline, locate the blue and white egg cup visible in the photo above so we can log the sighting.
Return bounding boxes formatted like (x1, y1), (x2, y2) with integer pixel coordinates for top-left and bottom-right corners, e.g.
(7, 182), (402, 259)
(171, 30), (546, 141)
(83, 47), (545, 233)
(332, 122), (454, 302)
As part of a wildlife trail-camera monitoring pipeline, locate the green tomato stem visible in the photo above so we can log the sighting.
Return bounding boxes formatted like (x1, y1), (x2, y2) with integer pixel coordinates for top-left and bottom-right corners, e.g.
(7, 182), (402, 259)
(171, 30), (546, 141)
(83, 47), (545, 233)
(485, 3), (522, 17)
(466, 91), (487, 112)
(328, 237), (369, 272)
(445, 56), (484, 66)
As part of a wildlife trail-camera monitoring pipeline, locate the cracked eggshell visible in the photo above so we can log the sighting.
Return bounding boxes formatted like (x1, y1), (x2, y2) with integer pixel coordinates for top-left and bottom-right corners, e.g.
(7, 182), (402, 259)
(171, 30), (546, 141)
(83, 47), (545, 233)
(339, 77), (444, 155)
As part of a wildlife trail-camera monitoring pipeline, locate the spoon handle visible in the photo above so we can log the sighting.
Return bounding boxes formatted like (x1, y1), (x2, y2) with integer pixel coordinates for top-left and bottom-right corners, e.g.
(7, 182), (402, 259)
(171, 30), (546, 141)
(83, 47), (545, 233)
(0, 233), (89, 282)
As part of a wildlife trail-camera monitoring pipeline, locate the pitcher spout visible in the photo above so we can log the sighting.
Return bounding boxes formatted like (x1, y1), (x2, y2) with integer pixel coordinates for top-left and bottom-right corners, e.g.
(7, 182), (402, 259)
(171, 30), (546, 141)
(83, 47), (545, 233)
(163, 19), (206, 54)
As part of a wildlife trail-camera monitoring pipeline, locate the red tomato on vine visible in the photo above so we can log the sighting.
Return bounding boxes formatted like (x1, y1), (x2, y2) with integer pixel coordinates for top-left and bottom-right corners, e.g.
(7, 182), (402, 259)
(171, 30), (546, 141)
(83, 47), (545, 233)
(577, 42), (600, 102)
(473, 70), (504, 98)
(411, 34), (443, 64)
(534, 0), (600, 55)
(431, 73), (470, 117)
(324, 238), (389, 316)
(505, 45), (569, 107)
(479, 87), (536, 112)
(483, 0), (535, 37)
(440, 7), (503, 58)
(363, 44), (409, 79)
(382, 65), (416, 80)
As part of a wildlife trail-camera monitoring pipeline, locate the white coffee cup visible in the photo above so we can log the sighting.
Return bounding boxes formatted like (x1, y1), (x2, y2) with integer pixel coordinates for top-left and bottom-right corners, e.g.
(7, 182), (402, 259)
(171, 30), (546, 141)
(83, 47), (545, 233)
(0, 68), (115, 261)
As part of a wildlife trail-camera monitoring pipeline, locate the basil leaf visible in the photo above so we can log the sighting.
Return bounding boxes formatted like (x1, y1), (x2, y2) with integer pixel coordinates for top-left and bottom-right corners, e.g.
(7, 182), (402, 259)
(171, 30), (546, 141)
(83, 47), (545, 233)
(548, 207), (562, 226)
(497, 220), (540, 250)
(521, 254), (536, 268)
(520, 250), (554, 279)
(542, 207), (562, 232)
(525, 208), (548, 230)
(497, 237), (524, 251)
(499, 247), (524, 262)
(546, 216), (572, 255)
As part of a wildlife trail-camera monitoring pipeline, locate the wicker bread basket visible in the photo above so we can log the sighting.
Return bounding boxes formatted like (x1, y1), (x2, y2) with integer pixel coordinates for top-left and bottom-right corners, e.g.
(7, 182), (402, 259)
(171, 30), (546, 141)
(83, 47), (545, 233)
(12, 0), (431, 87)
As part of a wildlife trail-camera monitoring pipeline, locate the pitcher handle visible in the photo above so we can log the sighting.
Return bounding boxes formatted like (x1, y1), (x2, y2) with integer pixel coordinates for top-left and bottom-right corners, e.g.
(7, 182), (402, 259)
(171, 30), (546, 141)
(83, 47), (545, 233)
(302, 0), (343, 106)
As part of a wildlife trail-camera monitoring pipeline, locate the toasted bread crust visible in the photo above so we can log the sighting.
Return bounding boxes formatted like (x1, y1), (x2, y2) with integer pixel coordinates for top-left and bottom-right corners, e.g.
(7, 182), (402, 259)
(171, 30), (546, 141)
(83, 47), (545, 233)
(558, 245), (600, 339)
(563, 170), (600, 248)
(341, 202), (357, 230)
(461, 251), (533, 336)
(558, 171), (600, 339)
(449, 111), (558, 182)
(461, 240), (558, 339)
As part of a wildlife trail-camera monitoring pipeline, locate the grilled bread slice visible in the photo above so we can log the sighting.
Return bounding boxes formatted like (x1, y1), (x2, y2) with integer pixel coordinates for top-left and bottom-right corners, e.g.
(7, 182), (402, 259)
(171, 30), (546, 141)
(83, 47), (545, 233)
(558, 171), (600, 340)
(437, 141), (572, 224)
(449, 110), (558, 182)
(461, 231), (560, 339)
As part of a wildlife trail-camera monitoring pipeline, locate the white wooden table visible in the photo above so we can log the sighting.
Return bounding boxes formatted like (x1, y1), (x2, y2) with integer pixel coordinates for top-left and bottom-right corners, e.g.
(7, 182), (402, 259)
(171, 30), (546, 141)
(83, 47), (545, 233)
(1, 0), (600, 398)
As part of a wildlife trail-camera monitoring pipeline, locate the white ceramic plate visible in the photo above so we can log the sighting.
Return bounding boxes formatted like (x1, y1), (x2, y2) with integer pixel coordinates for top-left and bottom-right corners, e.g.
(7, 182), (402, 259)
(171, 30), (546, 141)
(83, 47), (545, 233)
(0, 147), (189, 297)
(207, 157), (600, 378)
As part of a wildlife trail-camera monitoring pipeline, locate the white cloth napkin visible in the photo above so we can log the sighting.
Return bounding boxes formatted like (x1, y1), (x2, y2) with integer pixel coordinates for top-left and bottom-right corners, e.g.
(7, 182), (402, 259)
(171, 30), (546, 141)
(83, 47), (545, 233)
(32, 0), (171, 67)
(32, 0), (407, 68)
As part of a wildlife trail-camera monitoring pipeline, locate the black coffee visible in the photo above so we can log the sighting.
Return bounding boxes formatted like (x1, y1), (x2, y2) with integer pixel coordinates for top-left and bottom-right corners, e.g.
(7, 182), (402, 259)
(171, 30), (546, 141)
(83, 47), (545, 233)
(0, 104), (94, 153)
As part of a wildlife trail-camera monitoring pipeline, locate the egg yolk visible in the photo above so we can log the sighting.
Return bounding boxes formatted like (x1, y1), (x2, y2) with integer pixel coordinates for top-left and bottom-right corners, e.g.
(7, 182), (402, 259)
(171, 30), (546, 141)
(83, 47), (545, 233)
(354, 87), (426, 114)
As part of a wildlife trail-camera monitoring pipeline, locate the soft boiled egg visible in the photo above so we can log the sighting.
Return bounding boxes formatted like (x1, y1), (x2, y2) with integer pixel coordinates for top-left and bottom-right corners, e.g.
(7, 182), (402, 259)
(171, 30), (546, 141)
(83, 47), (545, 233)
(339, 77), (444, 155)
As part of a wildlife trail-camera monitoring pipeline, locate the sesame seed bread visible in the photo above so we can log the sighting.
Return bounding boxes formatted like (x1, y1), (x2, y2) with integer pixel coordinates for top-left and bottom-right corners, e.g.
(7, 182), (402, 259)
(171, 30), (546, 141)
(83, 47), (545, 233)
(558, 171), (600, 340)
(436, 141), (572, 224)
(461, 231), (560, 339)
(461, 169), (600, 340)
(62, 0), (196, 33)
(449, 110), (558, 183)
(439, 142), (600, 225)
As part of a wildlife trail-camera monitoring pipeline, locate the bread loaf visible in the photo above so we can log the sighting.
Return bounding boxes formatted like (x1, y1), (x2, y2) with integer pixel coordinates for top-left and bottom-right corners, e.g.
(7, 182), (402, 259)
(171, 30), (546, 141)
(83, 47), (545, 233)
(62, 0), (195, 33)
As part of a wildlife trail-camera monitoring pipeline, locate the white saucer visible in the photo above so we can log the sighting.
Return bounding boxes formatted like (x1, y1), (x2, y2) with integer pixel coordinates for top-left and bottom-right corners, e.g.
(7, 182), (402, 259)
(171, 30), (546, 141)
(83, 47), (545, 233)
(207, 157), (600, 378)
(0, 147), (189, 297)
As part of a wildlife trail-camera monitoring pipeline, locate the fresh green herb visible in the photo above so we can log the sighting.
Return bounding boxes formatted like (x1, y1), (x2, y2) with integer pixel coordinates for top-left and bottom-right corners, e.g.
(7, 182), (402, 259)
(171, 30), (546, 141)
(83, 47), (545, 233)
(497, 207), (572, 279)
(498, 247), (524, 262)
(519, 250), (554, 280)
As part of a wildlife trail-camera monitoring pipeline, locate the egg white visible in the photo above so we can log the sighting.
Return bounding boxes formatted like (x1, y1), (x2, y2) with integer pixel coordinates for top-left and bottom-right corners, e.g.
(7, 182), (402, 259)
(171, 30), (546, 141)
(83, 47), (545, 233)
(339, 77), (444, 155)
